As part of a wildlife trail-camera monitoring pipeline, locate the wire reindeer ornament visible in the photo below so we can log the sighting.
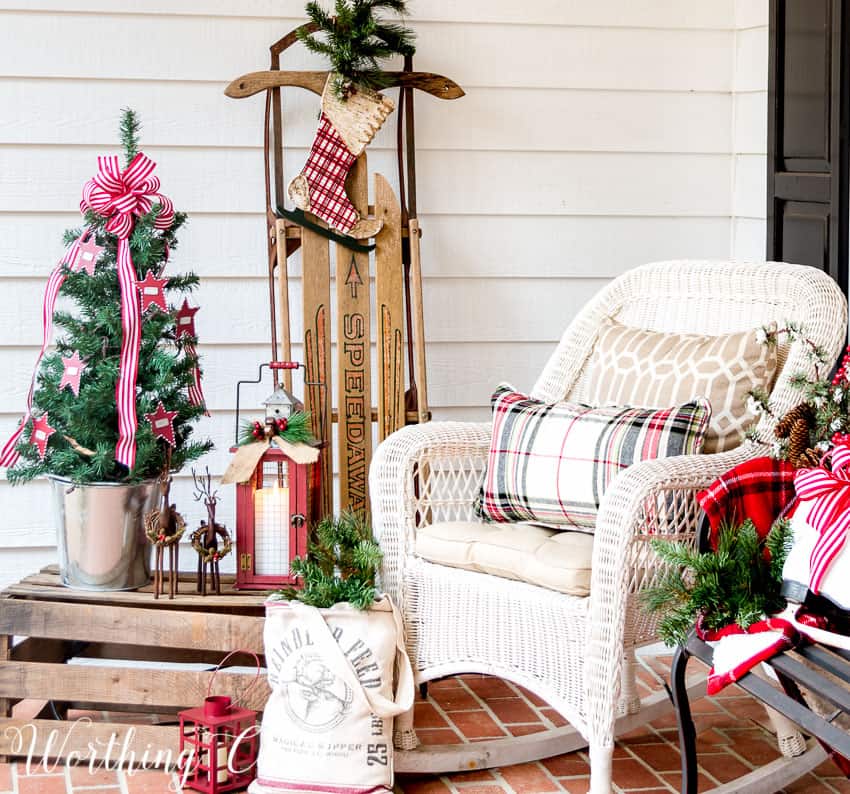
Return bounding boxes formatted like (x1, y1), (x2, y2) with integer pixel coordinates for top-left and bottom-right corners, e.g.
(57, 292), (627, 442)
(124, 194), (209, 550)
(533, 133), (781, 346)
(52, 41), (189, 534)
(191, 466), (232, 595)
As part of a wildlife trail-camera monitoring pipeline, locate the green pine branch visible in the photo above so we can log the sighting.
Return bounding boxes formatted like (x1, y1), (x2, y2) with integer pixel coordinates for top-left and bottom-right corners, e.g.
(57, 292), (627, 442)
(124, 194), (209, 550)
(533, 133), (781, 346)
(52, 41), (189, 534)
(298, 0), (416, 98)
(119, 107), (141, 166)
(276, 510), (382, 609)
(642, 519), (791, 647)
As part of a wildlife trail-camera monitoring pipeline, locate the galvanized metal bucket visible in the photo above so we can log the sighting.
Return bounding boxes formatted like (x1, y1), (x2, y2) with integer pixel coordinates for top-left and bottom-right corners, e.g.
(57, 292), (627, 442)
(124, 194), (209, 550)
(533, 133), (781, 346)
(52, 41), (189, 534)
(49, 476), (158, 591)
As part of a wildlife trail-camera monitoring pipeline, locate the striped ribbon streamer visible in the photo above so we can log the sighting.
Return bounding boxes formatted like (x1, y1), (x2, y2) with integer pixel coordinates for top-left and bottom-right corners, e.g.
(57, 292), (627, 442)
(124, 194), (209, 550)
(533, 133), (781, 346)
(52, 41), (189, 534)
(794, 442), (850, 594)
(80, 153), (174, 470)
(0, 237), (85, 467)
(184, 341), (207, 413)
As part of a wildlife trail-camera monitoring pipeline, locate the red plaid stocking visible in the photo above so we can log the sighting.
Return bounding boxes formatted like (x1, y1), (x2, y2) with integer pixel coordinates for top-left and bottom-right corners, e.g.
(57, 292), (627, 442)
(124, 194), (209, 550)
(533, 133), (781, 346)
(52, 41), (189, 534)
(291, 114), (359, 233)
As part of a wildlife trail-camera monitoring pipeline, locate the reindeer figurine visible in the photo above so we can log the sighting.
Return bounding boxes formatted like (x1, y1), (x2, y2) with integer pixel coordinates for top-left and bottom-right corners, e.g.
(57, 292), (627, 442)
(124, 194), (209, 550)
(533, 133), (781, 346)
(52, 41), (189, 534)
(144, 457), (186, 599)
(191, 467), (232, 595)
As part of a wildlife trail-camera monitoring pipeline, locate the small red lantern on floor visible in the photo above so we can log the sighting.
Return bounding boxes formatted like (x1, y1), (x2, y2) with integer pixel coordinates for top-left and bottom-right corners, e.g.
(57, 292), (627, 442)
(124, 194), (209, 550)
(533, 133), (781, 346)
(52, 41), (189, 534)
(223, 361), (321, 590)
(179, 652), (260, 793)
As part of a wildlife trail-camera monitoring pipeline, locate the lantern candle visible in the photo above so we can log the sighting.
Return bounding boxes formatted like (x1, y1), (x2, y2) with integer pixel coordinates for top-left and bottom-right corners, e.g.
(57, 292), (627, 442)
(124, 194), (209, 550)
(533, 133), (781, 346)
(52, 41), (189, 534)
(253, 471), (290, 576)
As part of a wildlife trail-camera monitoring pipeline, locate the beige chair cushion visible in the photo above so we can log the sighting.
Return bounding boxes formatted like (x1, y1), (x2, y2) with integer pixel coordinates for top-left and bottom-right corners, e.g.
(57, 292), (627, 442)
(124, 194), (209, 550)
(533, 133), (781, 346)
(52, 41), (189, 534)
(578, 318), (778, 453)
(415, 521), (593, 596)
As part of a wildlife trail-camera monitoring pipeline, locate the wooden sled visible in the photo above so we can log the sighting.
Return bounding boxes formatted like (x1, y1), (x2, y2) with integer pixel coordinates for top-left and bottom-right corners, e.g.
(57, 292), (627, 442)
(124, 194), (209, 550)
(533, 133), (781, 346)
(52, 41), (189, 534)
(226, 25), (462, 515)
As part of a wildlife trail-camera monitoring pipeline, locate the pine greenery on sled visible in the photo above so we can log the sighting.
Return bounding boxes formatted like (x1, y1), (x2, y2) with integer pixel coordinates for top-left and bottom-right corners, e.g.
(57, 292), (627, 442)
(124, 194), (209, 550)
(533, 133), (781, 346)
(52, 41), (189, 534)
(298, 0), (416, 99)
(7, 110), (211, 485)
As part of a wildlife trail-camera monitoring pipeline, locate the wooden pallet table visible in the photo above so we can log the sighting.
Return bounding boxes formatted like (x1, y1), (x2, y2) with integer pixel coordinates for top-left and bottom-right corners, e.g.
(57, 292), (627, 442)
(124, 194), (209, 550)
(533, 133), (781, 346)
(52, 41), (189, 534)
(0, 566), (268, 764)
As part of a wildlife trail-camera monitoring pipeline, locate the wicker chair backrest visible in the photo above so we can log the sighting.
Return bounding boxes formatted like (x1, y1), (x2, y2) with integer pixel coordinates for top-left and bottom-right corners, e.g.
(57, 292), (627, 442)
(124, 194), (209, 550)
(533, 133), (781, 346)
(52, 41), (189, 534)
(531, 260), (848, 448)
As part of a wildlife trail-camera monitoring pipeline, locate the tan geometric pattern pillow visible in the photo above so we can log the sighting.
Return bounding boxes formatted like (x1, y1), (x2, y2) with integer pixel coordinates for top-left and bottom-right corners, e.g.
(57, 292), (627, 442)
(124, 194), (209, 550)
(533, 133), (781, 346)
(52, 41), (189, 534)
(580, 319), (778, 453)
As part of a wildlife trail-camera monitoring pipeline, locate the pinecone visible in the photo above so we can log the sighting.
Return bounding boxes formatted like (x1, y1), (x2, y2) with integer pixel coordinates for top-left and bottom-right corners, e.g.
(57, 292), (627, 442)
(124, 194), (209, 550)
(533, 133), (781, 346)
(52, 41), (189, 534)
(775, 403), (818, 467)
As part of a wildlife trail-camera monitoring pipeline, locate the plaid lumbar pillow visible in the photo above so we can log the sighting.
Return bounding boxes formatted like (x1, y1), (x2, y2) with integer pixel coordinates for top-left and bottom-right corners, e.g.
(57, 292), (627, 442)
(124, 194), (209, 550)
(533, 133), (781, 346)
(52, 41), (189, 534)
(476, 385), (711, 531)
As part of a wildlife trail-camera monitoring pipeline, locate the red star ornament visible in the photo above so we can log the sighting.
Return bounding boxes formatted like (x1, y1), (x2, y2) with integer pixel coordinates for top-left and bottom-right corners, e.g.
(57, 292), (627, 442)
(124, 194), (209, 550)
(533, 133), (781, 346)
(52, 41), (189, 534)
(137, 270), (169, 313)
(70, 237), (104, 275)
(59, 351), (87, 396)
(174, 299), (199, 339)
(145, 402), (178, 447)
(30, 414), (56, 460)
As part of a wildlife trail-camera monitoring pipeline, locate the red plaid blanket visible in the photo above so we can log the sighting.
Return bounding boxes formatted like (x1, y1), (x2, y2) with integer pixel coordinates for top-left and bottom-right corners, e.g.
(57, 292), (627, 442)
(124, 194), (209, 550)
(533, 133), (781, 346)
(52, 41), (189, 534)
(697, 456), (797, 548)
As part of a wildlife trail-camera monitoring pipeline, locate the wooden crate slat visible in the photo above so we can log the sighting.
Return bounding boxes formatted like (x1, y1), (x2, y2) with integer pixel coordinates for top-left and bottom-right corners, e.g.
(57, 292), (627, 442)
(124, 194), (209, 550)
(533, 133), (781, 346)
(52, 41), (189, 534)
(0, 719), (180, 762)
(0, 661), (270, 711)
(2, 583), (263, 609)
(0, 600), (264, 653)
(36, 562), (236, 580)
(336, 154), (372, 514)
(302, 224), (333, 518)
(11, 637), (72, 663)
(374, 173), (406, 441)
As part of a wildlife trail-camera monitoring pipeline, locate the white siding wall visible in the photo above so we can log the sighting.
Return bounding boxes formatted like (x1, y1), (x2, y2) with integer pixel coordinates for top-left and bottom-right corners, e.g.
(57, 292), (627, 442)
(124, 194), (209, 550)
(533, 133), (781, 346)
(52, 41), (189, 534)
(732, 0), (769, 258)
(0, 1), (757, 584)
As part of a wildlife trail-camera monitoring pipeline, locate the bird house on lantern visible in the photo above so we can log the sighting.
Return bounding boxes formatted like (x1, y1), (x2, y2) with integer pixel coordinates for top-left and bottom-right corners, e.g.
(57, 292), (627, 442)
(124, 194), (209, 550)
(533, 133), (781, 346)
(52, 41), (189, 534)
(263, 384), (299, 422)
(223, 361), (321, 590)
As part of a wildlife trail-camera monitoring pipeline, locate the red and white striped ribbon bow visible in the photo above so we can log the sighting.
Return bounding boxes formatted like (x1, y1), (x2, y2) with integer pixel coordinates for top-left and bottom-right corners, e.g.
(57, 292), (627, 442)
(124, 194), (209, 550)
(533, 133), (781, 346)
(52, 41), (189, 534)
(80, 153), (174, 469)
(794, 442), (850, 594)
(0, 236), (87, 467)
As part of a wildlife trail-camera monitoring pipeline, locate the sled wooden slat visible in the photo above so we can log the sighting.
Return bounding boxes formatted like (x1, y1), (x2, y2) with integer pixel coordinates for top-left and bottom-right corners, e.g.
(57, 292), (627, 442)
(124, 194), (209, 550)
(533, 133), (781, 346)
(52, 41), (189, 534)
(225, 70), (464, 101)
(374, 174), (406, 442)
(0, 570), (268, 765)
(275, 217), (293, 390)
(336, 155), (372, 513)
(302, 224), (334, 518)
(408, 218), (429, 424)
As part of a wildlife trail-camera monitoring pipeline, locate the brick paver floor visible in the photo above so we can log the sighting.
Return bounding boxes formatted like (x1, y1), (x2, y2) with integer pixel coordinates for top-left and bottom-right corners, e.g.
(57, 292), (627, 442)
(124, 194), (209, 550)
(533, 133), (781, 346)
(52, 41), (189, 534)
(1, 655), (847, 793)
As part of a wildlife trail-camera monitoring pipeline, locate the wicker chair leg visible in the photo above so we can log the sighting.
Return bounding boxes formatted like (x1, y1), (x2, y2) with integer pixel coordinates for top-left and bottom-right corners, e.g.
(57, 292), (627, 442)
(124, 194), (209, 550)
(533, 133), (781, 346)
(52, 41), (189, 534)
(588, 742), (614, 794)
(393, 703), (419, 750)
(751, 664), (807, 758)
(617, 649), (641, 717)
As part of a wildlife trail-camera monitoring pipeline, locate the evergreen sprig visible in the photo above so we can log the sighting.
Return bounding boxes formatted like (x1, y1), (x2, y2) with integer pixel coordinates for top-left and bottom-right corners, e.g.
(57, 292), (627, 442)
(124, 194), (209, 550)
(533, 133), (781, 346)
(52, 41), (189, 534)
(119, 107), (141, 166)
(7, 110), (212, 485)
(276, 510), (382, 609)
(237, 410), (315, 446)
(746, 322), (850, 458)
(298, 0), (416, 98)
(642, 519), (792, 647)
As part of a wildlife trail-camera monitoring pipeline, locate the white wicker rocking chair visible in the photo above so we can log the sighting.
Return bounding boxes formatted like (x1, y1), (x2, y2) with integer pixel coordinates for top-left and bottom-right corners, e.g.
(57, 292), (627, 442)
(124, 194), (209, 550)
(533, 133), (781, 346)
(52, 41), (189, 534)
(370, 261), (847, 794)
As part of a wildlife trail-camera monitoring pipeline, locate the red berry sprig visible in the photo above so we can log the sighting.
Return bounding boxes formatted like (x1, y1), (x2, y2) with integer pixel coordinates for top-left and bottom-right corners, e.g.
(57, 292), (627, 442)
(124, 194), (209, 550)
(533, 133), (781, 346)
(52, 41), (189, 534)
(275, 417), (288, 433)
(251, 420), (264, 439)
(832, 346), (850, 386)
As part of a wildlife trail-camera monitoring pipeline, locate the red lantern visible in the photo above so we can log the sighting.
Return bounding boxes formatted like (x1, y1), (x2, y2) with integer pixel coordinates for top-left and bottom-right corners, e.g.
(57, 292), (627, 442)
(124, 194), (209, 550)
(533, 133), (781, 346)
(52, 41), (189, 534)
(229, 361), (321, 590)
(179, 652), (260, 793)
(234, 442), (316, 589)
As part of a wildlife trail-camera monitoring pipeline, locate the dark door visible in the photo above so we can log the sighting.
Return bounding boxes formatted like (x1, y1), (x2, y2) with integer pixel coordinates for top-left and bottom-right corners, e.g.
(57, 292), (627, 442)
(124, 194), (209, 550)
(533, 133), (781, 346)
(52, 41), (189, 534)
(767, 0), (849, 292)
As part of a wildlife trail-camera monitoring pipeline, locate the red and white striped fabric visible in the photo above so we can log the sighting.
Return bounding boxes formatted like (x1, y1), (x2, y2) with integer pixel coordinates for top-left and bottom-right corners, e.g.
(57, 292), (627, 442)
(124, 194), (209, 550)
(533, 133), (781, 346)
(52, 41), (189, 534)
(794, 442), (850, 594)
(0, 236), (85, 467)
(697, 618), (798, 695)
(183, 341), (207, 413)
(80, 153), (174, 469)
(299, 114), (359, 232)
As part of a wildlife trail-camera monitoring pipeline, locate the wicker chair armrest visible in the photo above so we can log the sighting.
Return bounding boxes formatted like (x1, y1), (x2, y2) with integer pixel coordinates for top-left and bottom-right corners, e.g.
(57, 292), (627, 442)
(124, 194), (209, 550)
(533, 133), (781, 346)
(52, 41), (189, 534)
(370, 421), (491, 603)
(584, 443), (759, 746)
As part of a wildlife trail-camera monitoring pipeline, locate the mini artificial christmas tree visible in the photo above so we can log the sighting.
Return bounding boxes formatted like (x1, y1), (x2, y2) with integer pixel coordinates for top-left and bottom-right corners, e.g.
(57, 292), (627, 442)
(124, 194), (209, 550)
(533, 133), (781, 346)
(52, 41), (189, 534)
(4, 109), (211, 485)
